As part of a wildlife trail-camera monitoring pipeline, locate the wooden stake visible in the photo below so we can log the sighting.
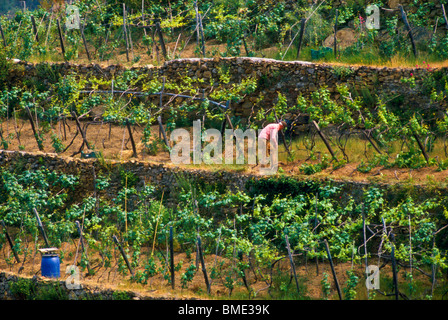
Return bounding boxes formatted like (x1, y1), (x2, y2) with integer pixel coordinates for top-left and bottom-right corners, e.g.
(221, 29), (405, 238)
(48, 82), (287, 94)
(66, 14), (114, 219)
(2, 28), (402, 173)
(80, 20), (91, 61)
(363, 130), (383, 155)
(123, 3), (130, 62)
(237, 250), (250, 292)
(31, 15), (39, 42)
(314, 194), (319, 276)
(194, 0), (200, 51)
(412, 132), (430, 164)
(225, 113), (235, 132)
(390, 233), (399, 300)
(126, 119), (138, 158)
(220, 117), (227, 136)
(151, 191), (164, 258)
(285, 235), (300, 296)
(324, 239), (342, 300)
(112, 235), (134, 276)
(296, 18), (306, 59)
(199, 12), (205, 56)
(334, 9), (338, 58)
(75, 220), (92, 274)
(398, 5), (417, 57)
(362, 203), (369, 299)
(442, 4), (448, 30)
(157, 116), (170, 149)
(25, 106), (44, 151)
(33, 208), (50, 248)
(44, 11), (53, 48)
(197, 235), (211, 294)
(155, 22), (167, 59)
(92, 166), (99, 217)
(169, 226), (175, 289)
(0, 22), (6, 47)
(312, 120), (337, 160)
(1, 220), (20, 263)
(56, 19), (65, 60)
(71, 111), (91, 150)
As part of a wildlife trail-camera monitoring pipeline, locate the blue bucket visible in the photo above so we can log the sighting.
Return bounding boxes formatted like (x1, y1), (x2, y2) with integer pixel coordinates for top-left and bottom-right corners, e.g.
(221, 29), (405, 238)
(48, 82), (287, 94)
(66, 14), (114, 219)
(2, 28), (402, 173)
(41, 254), (60, 278)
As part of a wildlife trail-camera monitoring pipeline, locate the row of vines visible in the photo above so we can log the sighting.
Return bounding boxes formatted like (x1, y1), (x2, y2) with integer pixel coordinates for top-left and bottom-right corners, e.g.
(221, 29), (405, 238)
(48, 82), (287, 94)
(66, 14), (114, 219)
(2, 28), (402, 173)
(1, 52), (448, 174)
(1, 0), (448, 65)
(0, 165), (448, 299)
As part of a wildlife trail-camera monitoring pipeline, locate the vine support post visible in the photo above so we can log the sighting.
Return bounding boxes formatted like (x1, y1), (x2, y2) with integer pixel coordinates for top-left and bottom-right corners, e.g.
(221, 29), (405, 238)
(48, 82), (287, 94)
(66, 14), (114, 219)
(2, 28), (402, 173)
(285, 235), (300, 296)
(56, 19), (65, 60)
(362, 202), (369, 299)
(125, 118), (138, 158)
(334, 9), (338, 58)
(112, 235), (134, 277)
(200, 12), (205, 56)
(237, 251), (250, 292)
(169, 226), (175, 289)
(44, 11), (53, 48)
(0, 22), (7, 47)
(31, 15), (39, 42)
(296, 18), (306, 60)
(80, 20), (91, 61)
(157, 116), (170, 150)
(398, 5), (417, 57)
(430, 237), (437, 296)
(71, 111), (91, 150)
(312, 120), (337, 160)
(390, 233), (399, 300)
(122, 3), (130, 62)
(197, 235), (211, 294)
(363, 130), (383, 155)
(33, 208), (50, 248)
(323, 239), (342, 300)
(442, 4), (448, 29)
(92, 165), (99, 217)
(25, 106), (44, 151)
(220, 117), (227, 135)
(1, 220), (21, 263)
(412, 131), (430, 164)
(314, 193), (319, 276)
(75, 220), (92, 274)
(155, 21), (167, 59)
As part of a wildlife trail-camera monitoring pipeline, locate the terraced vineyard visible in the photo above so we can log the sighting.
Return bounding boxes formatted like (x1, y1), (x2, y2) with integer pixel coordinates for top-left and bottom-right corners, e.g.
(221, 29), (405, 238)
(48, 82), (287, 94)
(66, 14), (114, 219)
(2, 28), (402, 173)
(0, 0), (448, 305)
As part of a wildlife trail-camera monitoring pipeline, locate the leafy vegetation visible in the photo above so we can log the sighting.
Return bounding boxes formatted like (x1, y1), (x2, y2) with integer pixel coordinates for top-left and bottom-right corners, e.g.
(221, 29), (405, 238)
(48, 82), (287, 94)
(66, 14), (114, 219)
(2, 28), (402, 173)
(0, 0), (448, 65)
(1, 0), (448, 301)
(0, 167), (447, 299)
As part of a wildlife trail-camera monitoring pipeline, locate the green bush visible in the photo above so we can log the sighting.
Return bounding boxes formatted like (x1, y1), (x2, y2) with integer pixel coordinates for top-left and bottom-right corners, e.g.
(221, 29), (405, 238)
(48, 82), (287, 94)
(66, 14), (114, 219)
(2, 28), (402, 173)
(9, 278), (35, 300)
(0, 50), (11, 89)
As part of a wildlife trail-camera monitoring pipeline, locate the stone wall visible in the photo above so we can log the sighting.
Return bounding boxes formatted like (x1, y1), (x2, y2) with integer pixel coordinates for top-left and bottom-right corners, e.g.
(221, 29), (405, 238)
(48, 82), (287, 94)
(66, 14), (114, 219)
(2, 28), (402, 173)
(0, 271), (180, 300)
(2, 150), (447, 207)
(0, 150), (253, 203)
(7, 57), (446, 121)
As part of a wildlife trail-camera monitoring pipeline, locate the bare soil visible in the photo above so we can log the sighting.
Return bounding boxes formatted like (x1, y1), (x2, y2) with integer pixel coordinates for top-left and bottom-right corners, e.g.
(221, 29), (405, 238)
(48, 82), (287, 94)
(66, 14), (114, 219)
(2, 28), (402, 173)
(2, 118), (448, 187)
(0, 236), (431, 300)
(3, 35), (448, 298)
(0, 118), (443, 300)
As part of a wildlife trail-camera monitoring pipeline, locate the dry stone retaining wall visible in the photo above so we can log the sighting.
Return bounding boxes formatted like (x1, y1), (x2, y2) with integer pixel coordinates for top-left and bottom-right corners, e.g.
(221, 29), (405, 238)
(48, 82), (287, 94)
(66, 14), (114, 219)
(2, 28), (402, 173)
(1, 150), (446, 207)
(7, 57), (446, 120)
(0, 272), (180, 300)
